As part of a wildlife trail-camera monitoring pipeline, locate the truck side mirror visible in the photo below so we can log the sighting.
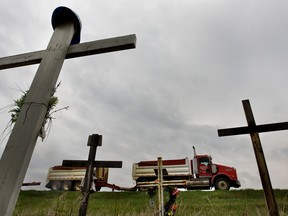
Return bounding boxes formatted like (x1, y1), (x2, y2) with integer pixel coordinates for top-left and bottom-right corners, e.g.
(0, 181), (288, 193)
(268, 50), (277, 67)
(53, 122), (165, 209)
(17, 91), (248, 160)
(211, 164), (217, 174)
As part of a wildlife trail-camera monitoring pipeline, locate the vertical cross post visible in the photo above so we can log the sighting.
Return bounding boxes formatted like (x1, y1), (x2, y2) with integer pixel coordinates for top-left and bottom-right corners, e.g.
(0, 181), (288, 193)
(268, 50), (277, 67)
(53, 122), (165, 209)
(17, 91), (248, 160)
(157, 157), (164, 216)
(242, 100), (279, 216)
(79, 134), (102, 216)
(218, 99), (282, 216)
(0, 7), (80, 216)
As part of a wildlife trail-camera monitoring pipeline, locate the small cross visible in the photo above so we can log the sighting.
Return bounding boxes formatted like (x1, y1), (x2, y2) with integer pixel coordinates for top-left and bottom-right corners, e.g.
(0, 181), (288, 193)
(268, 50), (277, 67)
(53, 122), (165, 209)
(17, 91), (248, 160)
(0, 7), (136, 216)
(218, 99), (286, 216)
(56, 134), (122, 216)
(68, 134), (122, 216)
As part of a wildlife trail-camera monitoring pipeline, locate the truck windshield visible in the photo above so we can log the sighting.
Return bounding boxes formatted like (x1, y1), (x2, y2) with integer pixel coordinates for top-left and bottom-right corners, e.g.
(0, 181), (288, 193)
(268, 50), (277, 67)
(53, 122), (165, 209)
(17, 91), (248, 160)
(199, 157), (210, 166)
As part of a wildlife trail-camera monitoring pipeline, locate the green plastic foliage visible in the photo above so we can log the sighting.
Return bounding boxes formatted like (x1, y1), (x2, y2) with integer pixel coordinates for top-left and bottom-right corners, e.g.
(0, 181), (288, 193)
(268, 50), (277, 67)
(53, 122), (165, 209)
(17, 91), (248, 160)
(9, 91), (59, 123)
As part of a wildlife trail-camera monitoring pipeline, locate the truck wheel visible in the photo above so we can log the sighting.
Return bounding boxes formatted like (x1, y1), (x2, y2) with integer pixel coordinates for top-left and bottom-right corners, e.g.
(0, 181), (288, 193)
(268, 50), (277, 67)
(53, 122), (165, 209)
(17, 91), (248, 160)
(62, 181), (72, 191)
(51, 181), (62, 190)
(137, 187), (147, 192)
(215, 178), (230, 190)
(74, 181), (82, 191)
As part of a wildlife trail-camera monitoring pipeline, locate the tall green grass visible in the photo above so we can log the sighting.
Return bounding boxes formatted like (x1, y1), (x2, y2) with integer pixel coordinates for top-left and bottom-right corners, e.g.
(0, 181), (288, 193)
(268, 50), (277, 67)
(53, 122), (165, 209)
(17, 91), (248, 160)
(14, 189), (288, 216)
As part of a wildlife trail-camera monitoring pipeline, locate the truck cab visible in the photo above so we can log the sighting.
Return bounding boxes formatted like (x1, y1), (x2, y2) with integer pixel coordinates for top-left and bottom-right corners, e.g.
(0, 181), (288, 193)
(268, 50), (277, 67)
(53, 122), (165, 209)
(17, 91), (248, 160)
(192, 153), (241, 190)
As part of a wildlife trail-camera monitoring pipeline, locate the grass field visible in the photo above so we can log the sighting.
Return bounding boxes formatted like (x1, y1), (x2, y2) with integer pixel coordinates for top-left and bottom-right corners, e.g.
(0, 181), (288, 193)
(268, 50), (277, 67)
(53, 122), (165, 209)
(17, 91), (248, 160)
(14, 189), (288, 216)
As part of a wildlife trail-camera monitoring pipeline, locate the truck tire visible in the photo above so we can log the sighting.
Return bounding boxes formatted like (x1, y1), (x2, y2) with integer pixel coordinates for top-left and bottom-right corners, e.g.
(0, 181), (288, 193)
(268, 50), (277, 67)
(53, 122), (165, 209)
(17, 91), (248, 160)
(215, 178), (230, 190)
(74, 181), (82, 191)
(62, 181), (72, 191)
(96, 186), (102, 192)
(137, 187), (147, 192)
(51, 181), (62, 190)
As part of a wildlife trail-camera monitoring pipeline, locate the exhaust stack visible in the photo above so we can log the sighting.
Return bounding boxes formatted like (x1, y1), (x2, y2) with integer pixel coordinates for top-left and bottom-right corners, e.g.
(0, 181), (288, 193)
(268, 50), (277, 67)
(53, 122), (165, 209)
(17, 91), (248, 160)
(193, 146), (197, 157)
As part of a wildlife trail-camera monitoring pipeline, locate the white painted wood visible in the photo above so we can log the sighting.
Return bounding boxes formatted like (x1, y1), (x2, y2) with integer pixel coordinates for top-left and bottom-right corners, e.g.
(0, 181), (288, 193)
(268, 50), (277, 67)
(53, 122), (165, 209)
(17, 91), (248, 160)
(0, 22), (75, 216)
(0, 34), (136, 70)
(157, 157), (164, 216)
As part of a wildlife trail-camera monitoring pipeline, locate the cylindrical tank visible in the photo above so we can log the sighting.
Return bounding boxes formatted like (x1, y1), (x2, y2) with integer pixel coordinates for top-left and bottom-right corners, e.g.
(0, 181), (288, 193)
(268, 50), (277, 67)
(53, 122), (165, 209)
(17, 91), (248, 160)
(96, 167), (109, 182)
(186, 178), (210, 189)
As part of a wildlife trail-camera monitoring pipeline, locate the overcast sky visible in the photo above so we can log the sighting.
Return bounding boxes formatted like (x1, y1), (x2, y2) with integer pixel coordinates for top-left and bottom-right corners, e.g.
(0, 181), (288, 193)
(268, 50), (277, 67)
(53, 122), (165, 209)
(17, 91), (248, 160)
(0, 0), (287, 191)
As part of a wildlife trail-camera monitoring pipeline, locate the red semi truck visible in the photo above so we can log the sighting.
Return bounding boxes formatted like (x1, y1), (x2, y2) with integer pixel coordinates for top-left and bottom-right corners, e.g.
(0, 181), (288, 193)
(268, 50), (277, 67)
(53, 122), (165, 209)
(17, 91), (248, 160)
(132, 147), (241, 190)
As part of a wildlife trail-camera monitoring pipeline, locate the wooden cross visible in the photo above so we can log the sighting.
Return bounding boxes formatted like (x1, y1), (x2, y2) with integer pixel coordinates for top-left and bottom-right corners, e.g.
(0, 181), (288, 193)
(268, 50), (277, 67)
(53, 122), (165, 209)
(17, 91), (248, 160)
(218, 99), (288, 216)
(0, 7), (136, 216)
(61, 134), (122, 215)
(71, 134), (122, 216)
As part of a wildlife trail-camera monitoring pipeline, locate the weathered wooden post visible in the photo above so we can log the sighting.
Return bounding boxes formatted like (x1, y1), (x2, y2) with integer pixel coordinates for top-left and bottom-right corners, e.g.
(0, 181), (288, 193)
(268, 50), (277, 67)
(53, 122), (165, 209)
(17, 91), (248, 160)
(217, 99), (288, 216)
(0, 6), (136, 215)
(79, 134), (102, 216)
(0, 7), (80, 215)
(157, 157), (164, 216)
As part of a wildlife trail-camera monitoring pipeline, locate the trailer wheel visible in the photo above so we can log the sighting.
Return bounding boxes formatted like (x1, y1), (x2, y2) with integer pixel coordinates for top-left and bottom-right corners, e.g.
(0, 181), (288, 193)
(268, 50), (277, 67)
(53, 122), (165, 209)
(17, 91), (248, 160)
(137, 187), (147, 192)
(215, 178), (230, 190)
(96, 186), (102, 192)
(51, 181), (62, 190)
(62, 181), (72, 191)
(74, 181), (82, 191)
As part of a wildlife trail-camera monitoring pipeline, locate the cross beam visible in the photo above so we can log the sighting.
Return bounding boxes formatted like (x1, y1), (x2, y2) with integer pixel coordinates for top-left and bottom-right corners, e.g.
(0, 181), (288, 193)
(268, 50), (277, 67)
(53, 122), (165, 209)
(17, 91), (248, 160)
(0, 34), (136, 70)
(218, 100), (281, 216)
(218, 121), (288, 136)
(62, 160), (122, 168)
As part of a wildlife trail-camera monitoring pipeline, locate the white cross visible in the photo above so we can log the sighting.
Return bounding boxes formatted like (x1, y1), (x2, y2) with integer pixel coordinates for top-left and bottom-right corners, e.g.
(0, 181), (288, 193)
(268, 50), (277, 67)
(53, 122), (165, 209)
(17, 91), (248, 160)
(0, 7), (136, 216)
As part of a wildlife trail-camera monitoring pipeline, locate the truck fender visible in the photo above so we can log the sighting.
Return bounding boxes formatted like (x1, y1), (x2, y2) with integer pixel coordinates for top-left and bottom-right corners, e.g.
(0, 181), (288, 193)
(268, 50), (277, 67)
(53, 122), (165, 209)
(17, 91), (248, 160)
(45, 181), (52, 189)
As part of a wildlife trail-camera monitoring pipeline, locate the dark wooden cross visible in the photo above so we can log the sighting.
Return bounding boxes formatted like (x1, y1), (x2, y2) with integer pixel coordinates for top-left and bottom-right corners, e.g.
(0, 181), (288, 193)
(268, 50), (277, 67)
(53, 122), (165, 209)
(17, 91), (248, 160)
(218, 99), (288, 216)
(64, 134), (122, 216)
(0, 7), (135, 216)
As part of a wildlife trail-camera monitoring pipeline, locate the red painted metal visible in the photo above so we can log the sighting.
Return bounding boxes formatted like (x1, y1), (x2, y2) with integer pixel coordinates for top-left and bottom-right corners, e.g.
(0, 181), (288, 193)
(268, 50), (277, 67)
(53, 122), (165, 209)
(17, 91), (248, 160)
(138, 158), (186, 167)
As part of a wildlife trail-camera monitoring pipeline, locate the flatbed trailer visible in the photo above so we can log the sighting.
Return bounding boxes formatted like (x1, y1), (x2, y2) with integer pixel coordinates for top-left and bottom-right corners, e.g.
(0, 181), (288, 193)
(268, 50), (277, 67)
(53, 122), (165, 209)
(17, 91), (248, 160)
(45, 166), (110, 191)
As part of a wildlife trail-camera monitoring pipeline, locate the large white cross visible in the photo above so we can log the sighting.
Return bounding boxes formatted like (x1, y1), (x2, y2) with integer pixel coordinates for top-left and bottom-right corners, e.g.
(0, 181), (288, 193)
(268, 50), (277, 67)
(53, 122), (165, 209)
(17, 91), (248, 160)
(0, 7), (136, 216)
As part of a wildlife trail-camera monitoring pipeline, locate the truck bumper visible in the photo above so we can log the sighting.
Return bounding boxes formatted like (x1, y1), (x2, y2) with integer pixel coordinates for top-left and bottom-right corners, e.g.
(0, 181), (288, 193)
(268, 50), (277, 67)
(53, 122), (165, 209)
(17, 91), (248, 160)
(233, 180), (241, 188)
